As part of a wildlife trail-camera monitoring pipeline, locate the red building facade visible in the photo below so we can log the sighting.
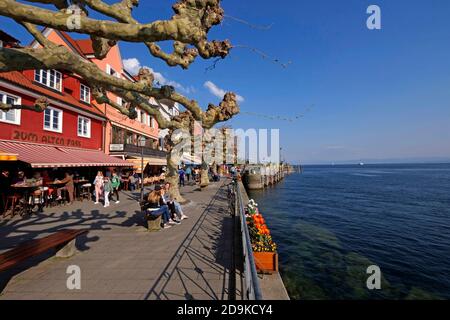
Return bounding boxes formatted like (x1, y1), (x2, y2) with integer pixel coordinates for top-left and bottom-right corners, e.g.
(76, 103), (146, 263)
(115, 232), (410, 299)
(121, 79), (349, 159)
(0, 30), (136, 169)
(0, 69), (105, 151)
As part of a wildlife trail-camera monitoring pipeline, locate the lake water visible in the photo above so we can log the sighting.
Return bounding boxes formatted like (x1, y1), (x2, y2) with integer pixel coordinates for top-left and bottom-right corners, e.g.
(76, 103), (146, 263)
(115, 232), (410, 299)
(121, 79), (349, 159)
(248, 163), (450, 299)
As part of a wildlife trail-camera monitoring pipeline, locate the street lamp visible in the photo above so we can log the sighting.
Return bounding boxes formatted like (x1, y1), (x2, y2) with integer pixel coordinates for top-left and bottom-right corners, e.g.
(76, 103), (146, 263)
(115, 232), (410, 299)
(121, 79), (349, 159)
(138, 136), (146, 202)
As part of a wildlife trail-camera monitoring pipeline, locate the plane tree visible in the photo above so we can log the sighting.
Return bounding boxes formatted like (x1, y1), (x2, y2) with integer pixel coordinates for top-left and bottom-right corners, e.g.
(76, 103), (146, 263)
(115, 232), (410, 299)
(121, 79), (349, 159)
(0, 0), (240, 202)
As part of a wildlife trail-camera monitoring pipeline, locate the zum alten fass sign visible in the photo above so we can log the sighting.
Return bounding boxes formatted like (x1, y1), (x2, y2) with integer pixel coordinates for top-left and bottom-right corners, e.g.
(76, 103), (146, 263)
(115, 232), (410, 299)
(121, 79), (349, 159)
(12, 130), (83, 148)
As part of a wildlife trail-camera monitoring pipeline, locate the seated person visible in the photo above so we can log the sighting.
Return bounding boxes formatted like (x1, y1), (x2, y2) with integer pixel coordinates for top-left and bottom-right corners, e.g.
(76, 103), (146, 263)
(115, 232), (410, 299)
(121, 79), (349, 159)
(162, 182), (188, 221)
(12, 171), (26, 185)
(145, 185), (179, 229)
(31, 172), (44, 209)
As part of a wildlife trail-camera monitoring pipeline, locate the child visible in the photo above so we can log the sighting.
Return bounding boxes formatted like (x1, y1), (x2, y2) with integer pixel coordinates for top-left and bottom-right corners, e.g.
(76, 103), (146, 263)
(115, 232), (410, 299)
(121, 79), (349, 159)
(103, 177), (112, 208)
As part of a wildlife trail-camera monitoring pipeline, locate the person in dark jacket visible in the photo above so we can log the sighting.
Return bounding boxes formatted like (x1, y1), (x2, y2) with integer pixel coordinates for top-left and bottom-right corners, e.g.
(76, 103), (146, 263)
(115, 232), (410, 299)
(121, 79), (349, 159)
(178, 168), (185, 187)
(146, 185), (179, 229)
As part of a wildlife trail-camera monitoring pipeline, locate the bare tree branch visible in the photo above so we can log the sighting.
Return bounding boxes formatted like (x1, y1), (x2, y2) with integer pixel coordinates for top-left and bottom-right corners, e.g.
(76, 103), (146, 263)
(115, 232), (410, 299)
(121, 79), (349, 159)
(0, 0), (231, 67)
(0, 0), (241, 201)
(0, 96), (49, 112)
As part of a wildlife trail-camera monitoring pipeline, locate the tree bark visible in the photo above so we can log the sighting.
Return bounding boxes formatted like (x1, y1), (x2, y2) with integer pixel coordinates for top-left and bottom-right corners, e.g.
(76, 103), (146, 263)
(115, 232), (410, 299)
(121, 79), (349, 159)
(200, 160), (210, 188)
(165, 139), (186, 203)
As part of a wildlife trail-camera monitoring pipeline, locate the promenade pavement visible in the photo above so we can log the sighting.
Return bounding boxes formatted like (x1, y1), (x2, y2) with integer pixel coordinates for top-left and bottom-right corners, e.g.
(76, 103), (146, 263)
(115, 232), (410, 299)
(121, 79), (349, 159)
(0, 179), (242, 300)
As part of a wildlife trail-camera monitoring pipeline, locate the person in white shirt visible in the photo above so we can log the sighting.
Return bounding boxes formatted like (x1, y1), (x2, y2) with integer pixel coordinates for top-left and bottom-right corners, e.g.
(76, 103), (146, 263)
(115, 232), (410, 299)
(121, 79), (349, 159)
(162, 182), (188, 221)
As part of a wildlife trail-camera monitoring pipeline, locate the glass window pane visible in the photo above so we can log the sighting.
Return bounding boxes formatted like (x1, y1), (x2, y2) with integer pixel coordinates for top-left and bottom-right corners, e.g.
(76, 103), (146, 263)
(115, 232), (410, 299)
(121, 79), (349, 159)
(5, 110), (15, 122)
(44, 113), (50, 127)
(34, 70), (41, 82)
(42, 70), (47, 85)
(6, 96), (16, 105)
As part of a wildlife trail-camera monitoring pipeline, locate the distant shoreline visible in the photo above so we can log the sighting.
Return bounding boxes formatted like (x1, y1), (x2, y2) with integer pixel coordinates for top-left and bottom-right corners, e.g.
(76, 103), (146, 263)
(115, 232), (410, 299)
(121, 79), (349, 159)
(298, 162), (450, 167)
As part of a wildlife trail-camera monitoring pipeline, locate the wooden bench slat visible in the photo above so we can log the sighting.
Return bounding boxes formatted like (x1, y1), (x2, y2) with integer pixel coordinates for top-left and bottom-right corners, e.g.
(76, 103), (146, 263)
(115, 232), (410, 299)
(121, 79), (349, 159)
(0, 229), (88, 273)
(0, 230), (83, 261)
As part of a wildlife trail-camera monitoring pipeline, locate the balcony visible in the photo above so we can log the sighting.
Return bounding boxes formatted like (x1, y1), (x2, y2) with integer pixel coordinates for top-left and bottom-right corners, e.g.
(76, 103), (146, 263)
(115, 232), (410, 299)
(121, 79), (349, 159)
(110, 143), (167, 158)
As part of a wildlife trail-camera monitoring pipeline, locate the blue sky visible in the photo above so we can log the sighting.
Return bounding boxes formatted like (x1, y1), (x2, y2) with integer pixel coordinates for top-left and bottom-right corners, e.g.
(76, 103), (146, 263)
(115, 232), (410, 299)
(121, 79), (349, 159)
(2, 0), (450, 164)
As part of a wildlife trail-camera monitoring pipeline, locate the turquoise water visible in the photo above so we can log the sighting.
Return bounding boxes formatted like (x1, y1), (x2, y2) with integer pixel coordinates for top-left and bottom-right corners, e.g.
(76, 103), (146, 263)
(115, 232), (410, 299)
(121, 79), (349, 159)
(248, 163), (450, 299)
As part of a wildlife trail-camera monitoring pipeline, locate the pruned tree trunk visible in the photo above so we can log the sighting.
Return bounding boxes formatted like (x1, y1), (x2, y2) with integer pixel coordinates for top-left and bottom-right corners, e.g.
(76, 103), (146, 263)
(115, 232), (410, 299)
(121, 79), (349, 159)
(165, 137), (186, 203)
(200, 161), (210, 188)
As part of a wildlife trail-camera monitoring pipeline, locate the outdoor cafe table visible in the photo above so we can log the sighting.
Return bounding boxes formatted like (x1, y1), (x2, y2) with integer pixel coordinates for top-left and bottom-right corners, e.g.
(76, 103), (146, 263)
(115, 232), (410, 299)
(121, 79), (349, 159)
(10, 183), (40, 216)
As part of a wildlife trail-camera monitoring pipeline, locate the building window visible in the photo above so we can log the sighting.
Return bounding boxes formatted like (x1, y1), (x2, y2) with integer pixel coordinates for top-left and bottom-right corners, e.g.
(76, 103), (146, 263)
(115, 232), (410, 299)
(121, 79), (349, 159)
(141, 111), (146, 125)
(107, 64), (120, 78)
(112, 126), (125, 144)
(77, 116), (91, 138)
(35, 70), (62, 91)
(80, 84), (91, 103)
(126, 132), (134, 144)
(43, 107), (63, 133)
(0, 92), (21, 125)
(136, 108), (141, 122)
(117, 97), (123, 106)
(150, 117), (155, 128)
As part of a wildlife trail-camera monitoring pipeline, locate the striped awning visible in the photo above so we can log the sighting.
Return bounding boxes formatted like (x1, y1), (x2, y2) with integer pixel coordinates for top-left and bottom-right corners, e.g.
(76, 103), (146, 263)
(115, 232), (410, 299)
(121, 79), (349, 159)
(127, 157), (167, 173)
(181, 152), (202, 165)
(0, 140), (133, 168)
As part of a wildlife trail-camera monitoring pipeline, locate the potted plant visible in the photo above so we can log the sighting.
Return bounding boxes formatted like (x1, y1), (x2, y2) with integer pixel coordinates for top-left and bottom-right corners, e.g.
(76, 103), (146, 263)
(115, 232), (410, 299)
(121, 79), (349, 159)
(246, 200), (278, 273)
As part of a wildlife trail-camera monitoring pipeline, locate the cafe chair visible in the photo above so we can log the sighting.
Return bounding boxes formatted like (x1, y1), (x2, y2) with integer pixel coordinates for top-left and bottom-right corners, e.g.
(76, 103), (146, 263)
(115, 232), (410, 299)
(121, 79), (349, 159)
(47, 189), (59, 208)
(2, 194), (21, 218)
(32, 187), (47, 212)
(57, 189), (69, 206)
(80, 183), (92, 202)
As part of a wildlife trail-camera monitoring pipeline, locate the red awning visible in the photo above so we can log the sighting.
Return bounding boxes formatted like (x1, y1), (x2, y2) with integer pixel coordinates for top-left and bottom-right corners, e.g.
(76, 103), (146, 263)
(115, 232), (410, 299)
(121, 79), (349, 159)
(0, 140), (132, 168)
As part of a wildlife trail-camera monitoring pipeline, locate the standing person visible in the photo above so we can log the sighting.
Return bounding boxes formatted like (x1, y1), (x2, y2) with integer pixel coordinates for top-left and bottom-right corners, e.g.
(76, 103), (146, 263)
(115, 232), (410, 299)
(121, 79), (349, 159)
(230, 165), (237, 179)
(56, 172), (75, 204)
(178, 167), (186, 187)
(195, 167), (200, 182)
(103, 177), (112, 208)
(93, 171), (104, 204)
(111, 170), (120, 204)
(134, 171), (141, 189)
(185, 166), (192, 183)
(128, 173), (136, 191)
(0, 169), (11, 213)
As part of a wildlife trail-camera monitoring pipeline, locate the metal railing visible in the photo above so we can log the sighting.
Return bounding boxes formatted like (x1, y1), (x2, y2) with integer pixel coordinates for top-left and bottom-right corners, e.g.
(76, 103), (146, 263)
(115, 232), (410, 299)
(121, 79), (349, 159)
(231, 179), (263, 300)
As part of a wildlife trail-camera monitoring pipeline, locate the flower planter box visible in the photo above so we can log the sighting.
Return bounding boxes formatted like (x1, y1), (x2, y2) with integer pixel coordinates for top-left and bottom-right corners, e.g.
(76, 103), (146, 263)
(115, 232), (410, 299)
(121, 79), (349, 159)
(253, 252), (278, 274)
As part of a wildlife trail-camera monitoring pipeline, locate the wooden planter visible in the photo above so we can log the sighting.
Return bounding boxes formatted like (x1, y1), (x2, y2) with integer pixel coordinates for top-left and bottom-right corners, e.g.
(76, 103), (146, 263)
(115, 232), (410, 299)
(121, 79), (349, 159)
(253, 252), (278, 274)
